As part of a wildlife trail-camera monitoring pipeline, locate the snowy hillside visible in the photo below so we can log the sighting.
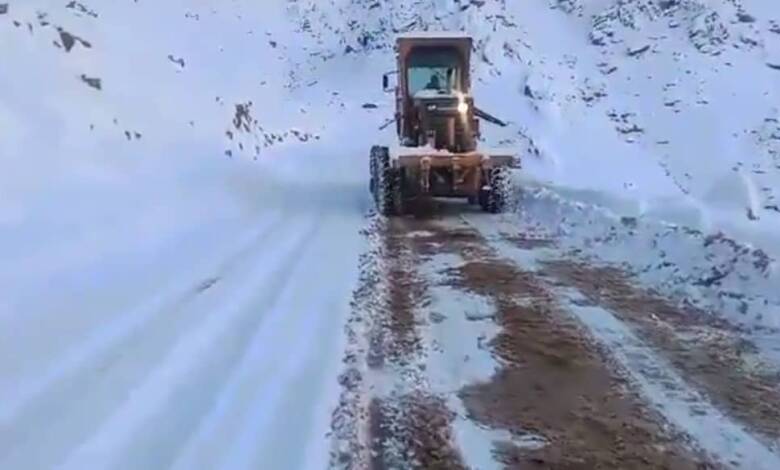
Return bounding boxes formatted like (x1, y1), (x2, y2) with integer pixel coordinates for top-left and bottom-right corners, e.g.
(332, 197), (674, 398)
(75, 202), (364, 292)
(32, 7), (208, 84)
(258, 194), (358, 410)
(297, 0), (780, 327)
(325, 0), (780, 226)
(2, 0), (780, 468)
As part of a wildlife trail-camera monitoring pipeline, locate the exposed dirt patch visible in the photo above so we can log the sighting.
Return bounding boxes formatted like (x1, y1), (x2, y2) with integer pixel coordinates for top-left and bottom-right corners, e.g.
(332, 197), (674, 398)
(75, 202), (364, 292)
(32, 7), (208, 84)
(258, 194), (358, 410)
(378, 217), (428, 366)
(368, 398), (389, 470)
(409, 222), (715, 469)
(341, 213), (721, 469)
(542, 259), (780, 445)
(352, 216), (466, 470)
(330, 218), (383, 470)
(369, 394), (467, 470)
(402, 217), (489, 260)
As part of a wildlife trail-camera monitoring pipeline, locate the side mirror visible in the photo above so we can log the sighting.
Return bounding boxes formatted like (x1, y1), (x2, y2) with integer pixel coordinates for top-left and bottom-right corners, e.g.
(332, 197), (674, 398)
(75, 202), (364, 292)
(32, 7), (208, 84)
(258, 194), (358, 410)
(382, 70), (398, 93)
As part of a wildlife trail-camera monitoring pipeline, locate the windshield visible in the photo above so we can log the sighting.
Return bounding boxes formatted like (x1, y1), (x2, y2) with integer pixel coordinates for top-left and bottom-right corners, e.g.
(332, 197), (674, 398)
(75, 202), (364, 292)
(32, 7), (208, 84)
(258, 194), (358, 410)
(408, 66), (458, 96)
(407, 48), (461, 96)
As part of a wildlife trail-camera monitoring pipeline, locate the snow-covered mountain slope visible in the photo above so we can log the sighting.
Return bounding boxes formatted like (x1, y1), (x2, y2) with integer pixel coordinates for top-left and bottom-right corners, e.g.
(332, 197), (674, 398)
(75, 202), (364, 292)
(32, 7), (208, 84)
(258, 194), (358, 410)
(328, 0), (780, 240)
(490, 0), (780, 328)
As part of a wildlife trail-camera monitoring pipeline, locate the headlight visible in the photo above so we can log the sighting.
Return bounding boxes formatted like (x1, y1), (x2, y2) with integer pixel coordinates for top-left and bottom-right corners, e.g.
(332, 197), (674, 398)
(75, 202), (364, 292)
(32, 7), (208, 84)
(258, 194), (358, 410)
(457, 101), (469, 114)
(427, 103), (438, 111)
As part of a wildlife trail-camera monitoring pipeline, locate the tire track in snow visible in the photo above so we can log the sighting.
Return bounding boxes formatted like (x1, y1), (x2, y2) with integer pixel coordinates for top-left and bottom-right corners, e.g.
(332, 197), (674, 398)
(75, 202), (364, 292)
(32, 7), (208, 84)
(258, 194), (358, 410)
(358, 217), (471, 470)
(54, 214), (322, 470)
(169, 215), (352, 470)
(0, 211), (284, 418)
(215, 260), (343, 470)
(0, 211), (287, 467)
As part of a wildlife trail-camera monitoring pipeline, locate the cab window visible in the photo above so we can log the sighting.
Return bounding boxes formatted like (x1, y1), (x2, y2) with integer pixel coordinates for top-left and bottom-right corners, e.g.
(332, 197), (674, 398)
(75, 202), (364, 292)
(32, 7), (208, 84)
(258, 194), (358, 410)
(407, 48), (461, 96)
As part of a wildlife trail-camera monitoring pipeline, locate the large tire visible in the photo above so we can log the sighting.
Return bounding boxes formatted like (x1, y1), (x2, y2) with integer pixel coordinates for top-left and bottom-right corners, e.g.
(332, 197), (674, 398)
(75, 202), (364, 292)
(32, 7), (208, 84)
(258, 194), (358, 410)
(369, 157), (376, 197)
(369, 145), (383, 199)
(391, 168), (405, 216)
(371, 146), (398, 216)
(478, 186), (489, 211)
(484, 167), (515, 214)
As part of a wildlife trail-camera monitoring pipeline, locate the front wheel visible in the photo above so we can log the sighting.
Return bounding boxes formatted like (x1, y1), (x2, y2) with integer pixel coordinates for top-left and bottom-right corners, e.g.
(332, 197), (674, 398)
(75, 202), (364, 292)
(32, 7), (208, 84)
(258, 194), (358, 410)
(481, 167), (515, 214)
(369, 146), (383, 198)
(371, 146), (402, 216)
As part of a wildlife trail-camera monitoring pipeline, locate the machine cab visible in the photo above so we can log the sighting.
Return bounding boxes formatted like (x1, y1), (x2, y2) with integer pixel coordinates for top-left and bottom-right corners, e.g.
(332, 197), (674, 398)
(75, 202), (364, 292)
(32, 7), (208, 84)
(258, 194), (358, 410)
(390, 33), (477, 151)
(405, 47), (464, 97)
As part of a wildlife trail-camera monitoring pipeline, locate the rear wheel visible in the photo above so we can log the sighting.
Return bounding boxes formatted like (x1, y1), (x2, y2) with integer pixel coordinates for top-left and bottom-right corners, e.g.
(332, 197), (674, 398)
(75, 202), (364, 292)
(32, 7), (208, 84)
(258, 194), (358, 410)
(391, 169), (406, 216)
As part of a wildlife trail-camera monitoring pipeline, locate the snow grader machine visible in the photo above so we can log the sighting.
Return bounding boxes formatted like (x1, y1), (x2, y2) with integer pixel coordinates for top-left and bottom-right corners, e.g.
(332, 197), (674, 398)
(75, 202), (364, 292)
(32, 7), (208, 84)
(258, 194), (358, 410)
(370, 33), (517, 216)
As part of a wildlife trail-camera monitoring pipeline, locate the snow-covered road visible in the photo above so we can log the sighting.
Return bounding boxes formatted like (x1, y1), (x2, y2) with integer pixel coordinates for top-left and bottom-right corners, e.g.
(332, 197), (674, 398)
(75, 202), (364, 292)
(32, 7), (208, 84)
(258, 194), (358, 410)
(334, 202), (780, 470)
(1, 156), (367, 470)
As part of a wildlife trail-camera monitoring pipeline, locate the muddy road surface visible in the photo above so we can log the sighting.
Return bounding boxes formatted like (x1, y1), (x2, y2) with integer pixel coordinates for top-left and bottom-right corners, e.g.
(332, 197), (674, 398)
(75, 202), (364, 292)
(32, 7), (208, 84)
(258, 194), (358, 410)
(330, 200), (780, 470)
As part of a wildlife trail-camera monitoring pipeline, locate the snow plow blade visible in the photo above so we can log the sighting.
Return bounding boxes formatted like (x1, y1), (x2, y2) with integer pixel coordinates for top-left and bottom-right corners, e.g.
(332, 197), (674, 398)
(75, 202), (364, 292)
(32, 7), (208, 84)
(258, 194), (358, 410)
(370, 145), (516, 216)
(394, 149), (513, 197)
